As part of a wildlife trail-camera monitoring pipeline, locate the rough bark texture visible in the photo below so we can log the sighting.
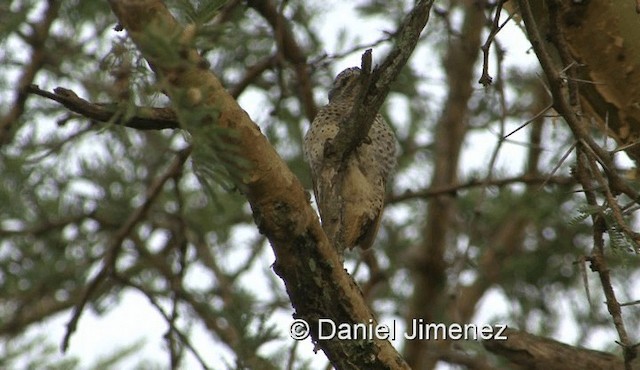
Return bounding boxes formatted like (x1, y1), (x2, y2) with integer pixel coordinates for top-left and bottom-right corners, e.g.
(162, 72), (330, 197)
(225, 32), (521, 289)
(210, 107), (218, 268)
(501, 2), (640, 369)
(107, 0), (409, 368)
(484, 328), (638, 370)
(526, 1), (640, 163)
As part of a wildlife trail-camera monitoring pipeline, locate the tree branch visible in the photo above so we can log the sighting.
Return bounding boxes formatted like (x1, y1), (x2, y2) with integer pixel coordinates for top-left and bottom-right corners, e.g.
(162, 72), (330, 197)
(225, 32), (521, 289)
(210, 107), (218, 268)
(404, 2), (484, 367)
(388, 174), (574, 204)
(246, 0), (317, 121)
(27, 85), (180, 130)
(107, 0), (412, 368)
(518, 2), (639, 367)
(228, 55), (278, 99)
(479, 0), (512, 87)
(0, 0), (60, 145)
(484, 328), (632, 370)
(516, 0), (639, 202)
(329, 0), (435, 168)
(62, 146), (192, 351)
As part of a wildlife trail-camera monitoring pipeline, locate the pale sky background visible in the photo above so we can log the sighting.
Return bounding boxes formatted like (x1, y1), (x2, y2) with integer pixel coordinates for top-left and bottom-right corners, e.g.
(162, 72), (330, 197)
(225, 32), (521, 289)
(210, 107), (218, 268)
(8, 1), (636, 369)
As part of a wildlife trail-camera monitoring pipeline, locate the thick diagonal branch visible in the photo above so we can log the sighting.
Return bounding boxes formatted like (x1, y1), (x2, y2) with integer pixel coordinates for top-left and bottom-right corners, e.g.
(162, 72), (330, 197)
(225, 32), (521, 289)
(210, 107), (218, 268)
(107, 0), (410, 368)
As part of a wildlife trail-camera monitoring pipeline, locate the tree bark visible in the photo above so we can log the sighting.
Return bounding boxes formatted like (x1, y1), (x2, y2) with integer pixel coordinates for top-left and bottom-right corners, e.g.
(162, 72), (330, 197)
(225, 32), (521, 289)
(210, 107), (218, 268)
(484, 328), (638, 370)
(511, 1), (640, 163)
(404, 2), (484, 368)
(107, 0), (414, 368)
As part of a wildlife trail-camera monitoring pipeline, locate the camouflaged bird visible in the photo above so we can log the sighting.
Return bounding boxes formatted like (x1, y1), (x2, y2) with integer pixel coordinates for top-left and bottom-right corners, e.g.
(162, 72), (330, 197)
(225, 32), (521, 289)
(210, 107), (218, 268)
(304, 67), (396, 253)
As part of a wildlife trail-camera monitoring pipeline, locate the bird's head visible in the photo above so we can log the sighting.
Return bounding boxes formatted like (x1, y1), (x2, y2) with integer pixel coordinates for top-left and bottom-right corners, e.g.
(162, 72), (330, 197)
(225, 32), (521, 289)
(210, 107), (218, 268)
(328, 67), (362, 102)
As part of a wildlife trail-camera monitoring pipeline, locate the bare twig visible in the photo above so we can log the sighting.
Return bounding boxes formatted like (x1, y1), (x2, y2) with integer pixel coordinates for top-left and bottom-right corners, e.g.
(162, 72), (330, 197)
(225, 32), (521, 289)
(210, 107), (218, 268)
(575, 256), (592, 307)
(586, 230), (635, 370)
(246, 0), (317, 120)
(388, 173), (574, 204)
(478, 0), (513, 86)
(575, 147), (635, 370)
(358, 249), (388, 304)
(27, 85), (180, 130)
(310, 32), (395, 69)
(547, 0), (580, 107)
(228, 55), (277, 98)
(620, 299), (640, 307)
(117, 278), (211, 370)
(518, 1), (638, 365)
(539, 141), (576, 191)
(503, 103), (553, 140)
(478, 38), (509, 205)
(585, 151), (640, 252)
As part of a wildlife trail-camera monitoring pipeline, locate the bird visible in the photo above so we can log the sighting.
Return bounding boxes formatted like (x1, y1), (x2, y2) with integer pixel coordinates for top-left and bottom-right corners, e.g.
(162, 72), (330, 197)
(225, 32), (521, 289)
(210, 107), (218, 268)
(304, 67), (396, 253)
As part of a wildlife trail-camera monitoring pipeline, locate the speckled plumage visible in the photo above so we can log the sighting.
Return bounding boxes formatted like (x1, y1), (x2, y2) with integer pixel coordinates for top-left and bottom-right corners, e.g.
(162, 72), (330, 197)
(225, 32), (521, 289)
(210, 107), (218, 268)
(304, 67), (396, 251)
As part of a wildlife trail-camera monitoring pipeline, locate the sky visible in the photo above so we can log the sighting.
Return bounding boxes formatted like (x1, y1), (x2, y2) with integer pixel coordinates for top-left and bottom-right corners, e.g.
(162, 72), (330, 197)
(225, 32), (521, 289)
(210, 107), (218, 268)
(8, 1), (636, 369)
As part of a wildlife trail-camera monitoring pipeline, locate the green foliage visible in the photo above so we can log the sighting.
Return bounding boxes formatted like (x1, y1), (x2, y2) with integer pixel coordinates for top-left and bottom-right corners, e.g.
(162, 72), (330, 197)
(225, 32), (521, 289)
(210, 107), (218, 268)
(1, 0), (638, 368)
(168, 0), (229, 25)
(0, 335), (147, 370)
(0, 335), (79, 370)
(0, 3), (29, 43)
